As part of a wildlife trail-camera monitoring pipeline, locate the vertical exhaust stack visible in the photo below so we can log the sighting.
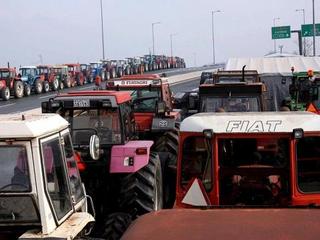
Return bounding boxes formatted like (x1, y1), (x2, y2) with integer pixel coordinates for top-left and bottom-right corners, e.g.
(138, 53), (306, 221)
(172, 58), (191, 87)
(242, 65), (246, 82)
(7, 62), (10, 69)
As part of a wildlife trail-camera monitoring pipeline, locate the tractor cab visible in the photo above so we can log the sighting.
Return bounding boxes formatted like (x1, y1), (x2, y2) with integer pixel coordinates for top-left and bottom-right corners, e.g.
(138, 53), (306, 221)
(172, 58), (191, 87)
(0, 114), (93, 239)
(106, 74), (179, 134)
(287, 69), (320, 111)
(176, 112), (320, 208)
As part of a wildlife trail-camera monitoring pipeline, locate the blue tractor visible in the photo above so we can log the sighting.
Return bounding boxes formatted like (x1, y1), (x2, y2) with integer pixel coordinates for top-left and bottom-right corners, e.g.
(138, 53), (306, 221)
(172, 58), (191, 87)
(89, 62), (105, 82)
(19, 66), (47, 96)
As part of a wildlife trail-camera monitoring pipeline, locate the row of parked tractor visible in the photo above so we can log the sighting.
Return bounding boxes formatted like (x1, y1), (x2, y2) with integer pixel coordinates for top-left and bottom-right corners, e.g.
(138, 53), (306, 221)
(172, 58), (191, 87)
(0, 55), (186, 101)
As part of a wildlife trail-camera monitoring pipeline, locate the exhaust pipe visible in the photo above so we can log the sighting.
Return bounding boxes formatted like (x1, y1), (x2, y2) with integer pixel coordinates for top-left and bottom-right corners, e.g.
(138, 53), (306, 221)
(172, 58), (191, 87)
(242, 65), (246, 82)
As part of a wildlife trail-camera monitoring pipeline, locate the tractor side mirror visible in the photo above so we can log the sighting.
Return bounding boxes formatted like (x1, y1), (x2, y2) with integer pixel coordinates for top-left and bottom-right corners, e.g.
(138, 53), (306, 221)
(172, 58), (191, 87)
(89, 135), (100, 160)
(41, 101), (49, 113)
(188, 93), (199, 110)
(281, 77), (287, 84)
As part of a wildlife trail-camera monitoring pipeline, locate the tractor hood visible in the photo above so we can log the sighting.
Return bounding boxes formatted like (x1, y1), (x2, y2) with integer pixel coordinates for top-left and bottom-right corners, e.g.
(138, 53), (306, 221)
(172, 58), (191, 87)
(122, 208), (320, 240)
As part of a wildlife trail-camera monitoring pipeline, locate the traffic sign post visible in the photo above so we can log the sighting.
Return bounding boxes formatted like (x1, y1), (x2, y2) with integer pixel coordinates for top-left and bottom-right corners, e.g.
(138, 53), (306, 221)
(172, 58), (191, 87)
(301, 24), (320, 37)
(272, 26), (291, 39)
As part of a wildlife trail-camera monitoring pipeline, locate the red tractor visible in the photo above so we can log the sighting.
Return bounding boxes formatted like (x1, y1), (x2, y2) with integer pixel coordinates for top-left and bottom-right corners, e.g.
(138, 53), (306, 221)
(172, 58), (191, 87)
(64, 63), (85, 87)
(107, 74), (181, 207)
(37, 65), (61, 91)
(42, 90), (173, 238)
(0, 67), (24, 100)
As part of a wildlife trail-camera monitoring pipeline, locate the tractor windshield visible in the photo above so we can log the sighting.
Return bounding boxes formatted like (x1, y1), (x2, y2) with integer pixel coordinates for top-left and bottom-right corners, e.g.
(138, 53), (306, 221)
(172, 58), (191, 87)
(66, 108), (122, 146)
(68, 66), (75, 72)
(0, 70), (10, 78)
(0, 146), (30, 192)
(218, 137), (290, 205)
(131, 89), (161, 112)
(201, 96), (260, 112)
(38, 68), (48, 74)
(90, 63), (99, 68)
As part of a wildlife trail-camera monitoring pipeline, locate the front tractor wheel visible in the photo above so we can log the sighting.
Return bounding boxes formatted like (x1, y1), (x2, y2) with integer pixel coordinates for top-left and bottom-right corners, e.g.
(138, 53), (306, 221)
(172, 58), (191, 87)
(1, 87), (10, 101)
(101, 212), (132, 240)
(119, 152), (163, 219)
(14, 81), (24, 98)
(52, 78), (59, 91)
(43, 81), (50, 93)
(34, 79), (43, 94)
(24, 84), (31, 96)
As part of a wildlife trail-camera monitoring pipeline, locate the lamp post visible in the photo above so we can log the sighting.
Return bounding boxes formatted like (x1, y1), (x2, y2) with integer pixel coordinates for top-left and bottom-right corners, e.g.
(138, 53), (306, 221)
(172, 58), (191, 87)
(170, 33), (178, 61)
(296, 9), (306, 56)
(312, 0), (316, 56)
(152, 22), (161, 55)
(100, 0), (105, 60)
(212, 10), (221, 65)
(273, 17), (280, 53)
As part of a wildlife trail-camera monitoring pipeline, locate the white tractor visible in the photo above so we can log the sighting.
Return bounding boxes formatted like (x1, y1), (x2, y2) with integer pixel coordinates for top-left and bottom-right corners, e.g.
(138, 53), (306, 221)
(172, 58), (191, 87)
(0, 114), (95, 239)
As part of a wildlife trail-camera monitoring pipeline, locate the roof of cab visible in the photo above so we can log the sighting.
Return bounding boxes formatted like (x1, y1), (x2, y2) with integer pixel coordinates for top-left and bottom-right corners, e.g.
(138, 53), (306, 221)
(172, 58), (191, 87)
(122, 209), (320, 240)
(0, 114), (69, 139)
(56, 90), (132, 104)
(180, 111), (320, 133)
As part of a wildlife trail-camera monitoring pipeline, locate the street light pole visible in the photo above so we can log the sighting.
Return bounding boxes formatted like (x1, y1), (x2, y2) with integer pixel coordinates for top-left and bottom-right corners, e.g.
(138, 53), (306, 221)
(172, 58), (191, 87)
(100, 0), (105, 60)
(296, 9), (306, 56)
(152, 22), (161, 55)
(170, 33), (177, 59)
(212, 10), (221, 65)
(273, 17), (280, 53)
(312, 0), (316, 56)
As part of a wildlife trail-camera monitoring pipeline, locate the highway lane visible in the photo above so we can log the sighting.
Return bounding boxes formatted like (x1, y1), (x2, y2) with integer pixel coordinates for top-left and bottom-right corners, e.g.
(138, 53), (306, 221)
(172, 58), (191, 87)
(0, 69), (202, 114)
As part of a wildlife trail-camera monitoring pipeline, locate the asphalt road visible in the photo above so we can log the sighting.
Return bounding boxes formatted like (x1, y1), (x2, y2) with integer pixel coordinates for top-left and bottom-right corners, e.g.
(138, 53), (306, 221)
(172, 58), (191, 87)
(0, 68), (202, 114)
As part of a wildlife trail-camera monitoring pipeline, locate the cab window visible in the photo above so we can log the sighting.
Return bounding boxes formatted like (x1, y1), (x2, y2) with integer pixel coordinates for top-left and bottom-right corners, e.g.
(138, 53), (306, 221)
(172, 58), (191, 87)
(181, 136), (212, 192)
(62, 133), (84, 203)
(297, 136), (320, 193)
(41, 136), (72, 220)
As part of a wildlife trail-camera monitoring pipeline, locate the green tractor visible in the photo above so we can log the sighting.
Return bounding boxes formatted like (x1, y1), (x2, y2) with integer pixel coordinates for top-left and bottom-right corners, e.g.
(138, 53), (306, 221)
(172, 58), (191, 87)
(284, 69), (320, 111)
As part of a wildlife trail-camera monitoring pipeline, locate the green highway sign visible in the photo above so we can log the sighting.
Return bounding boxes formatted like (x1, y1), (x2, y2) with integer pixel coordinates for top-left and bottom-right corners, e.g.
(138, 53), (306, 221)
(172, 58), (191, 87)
(272, 26), (291, 39)
(301, 24), (320, 37)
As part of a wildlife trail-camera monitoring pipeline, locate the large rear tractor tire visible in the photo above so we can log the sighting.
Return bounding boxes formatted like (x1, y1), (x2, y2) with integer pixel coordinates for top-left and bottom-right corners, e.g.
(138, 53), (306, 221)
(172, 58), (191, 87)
(119, 152), (163, 219)
(14, 81), (24, 98)
(152, 128), (179, 208)
(1, 87), (10, 101)
(35, 79), (43, 94)
(64, 77), (72, 88)
(101, 212), (132, 240)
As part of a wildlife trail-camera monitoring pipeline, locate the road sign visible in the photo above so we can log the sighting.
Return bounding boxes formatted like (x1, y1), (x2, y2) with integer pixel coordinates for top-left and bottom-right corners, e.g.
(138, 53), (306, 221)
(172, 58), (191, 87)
(272, 26), (291, 39)
(301, 24), (320, 37)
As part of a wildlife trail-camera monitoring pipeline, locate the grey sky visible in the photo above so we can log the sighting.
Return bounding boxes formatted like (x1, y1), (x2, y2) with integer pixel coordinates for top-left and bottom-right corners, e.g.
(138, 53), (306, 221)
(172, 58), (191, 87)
(0, 0), (319, 67)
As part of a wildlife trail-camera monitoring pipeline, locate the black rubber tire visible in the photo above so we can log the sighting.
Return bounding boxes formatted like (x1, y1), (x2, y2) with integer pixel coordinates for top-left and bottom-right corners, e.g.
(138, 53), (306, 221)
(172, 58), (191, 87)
(52, 78), (59, 91)
(119, 152), (163, 219)
(152, 127), (179, 208)
(24, 84), (31, 96)
(64, 77), (72, 88)
(59, 80), (64, 90)
(1, 87), (10, 101)
(14, 81), (24, 98)
(101, 212), (132, 240)
(126, 67), (130, 75)
(43, 81), (50, 93)
(106, 71), (110, 80)
(34, 79), (43, 94)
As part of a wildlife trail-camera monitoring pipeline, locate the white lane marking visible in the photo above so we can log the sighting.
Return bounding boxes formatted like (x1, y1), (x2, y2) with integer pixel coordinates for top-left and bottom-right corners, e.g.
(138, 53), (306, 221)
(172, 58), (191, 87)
(170, 77), (198, 86)
(0, 103), (16, 109)
(39, 94), (56, 99)
(79, 86), (93, 90)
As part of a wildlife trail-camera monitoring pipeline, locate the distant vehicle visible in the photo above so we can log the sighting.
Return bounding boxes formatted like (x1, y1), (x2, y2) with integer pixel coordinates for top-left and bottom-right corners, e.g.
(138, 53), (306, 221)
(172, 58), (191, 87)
(0, 67), (24, 100)
(200, 72), (213, 85)
(19, 66), (45, 96)
(0, 114), (94, 239)
(64, 63), (85, 87)
(89, 62), (104, 82)
(37, 65), (60, 91)
(80, 63), (92, 83)
(52, 65), (70, 89)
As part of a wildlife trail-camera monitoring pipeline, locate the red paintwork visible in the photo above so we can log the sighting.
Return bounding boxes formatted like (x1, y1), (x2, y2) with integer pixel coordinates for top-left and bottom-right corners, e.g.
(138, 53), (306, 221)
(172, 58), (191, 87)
(133, 113), (155, 131)
(176, 131), (320, 208)
(58, 90), (132, 104)
(120, 74), (161, 80)
(0, 67), (21, 90)
(122, 209), (320, 240)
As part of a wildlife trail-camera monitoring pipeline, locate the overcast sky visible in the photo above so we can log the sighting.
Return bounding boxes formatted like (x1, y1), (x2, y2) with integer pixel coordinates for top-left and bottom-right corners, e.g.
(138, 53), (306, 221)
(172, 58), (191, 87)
(0, 0), (319, 67)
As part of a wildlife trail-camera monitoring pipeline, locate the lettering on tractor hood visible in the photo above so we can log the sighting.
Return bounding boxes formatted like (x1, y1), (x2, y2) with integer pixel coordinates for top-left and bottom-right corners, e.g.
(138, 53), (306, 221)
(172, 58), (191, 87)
(226, 120), (282, 133)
